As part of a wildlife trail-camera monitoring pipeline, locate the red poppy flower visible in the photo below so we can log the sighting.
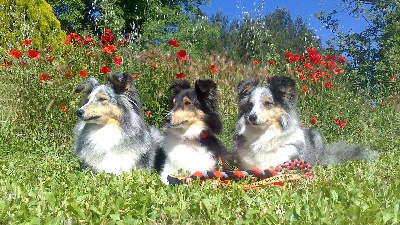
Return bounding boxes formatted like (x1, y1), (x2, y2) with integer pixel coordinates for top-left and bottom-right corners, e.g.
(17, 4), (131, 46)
(84, 35), (93, 43)
(27, 49), (40, 60)
(253, 59), (260, 65)
(177, 50), (187, 61)
(102, 45), (116, 54)
(20, 39), (32, 47)
(39, 74), (50, 83)
(286, 53), (301, 63)
(326, 60), (337, 69)
(303, 63), (313, 69)
(65, 73), (74, 78)
(284, 52), (292, 59)
(8, 49), (23, 60)
(175, 73), (186, 79)
(307, 48), (322, 64)
(46, 46), (53, 52)
(168, 39), (180, 47)
(268, 59), (275, 66)
(20, 62), (27, 67)
(337, 56), (346, 64)
(46, 57), (54, 63)
(210, 65), (217, 74)
(333, 68), (344, 74)
(104, 29), (113, 36)
(79, 70), (88, 77)
(60, 105), (68, 112)
(100, 66), (110, 74)
(389, 76), (396, 82)
(152, 63), (157, 70)
(302, 86), (309, 92)
(68, 33), (81, 41)
(145, 110), (151, 117)
(334, 118), (347, 128)
(299, 74), (306, 81)
(326, 54), (335, 61)
(132, 74), (139, 79)
(309, 117), (317, 125)
(101, 30), (114, 44)
(324, 82), (333, 88)
(114, 56), (122, 66)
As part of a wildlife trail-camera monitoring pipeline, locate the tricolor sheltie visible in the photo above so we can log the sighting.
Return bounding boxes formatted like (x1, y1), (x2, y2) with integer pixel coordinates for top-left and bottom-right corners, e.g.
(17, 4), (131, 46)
(232, 76), (376, 170)
(74, 72), (162, 174)
(156, 79), (231, 184)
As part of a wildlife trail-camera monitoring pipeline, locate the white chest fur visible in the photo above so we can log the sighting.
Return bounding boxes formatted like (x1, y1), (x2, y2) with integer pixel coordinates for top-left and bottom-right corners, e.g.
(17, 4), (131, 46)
(239, 126), (304, 170)
(77, 124), (138, 175)
(160, 135), (215, 184)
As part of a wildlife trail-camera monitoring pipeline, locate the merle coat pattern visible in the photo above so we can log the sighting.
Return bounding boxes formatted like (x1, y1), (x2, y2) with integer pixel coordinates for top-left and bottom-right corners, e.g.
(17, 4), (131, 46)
(231, 76), (376, 170)
(74, 72), (162, 174)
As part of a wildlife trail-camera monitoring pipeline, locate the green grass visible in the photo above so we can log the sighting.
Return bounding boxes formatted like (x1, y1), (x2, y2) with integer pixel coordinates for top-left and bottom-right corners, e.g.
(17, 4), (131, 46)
(0, 33), (399, 224)
(0, 144), (399, 224)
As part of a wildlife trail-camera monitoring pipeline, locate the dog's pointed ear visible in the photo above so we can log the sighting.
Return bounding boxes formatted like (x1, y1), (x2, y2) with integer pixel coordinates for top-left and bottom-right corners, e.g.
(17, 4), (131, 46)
(170, 79), (191, 93)
(195, 79), (217, 97)
(108, 72), (133, 94)
(195, 79), (222, 134)
(75, 77), (99, 95)
(268, 76), (296, 104)
(237, 79), (259, 99)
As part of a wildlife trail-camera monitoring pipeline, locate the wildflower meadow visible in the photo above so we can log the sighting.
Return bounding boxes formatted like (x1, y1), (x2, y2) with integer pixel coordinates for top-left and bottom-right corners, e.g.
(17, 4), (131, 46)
(0, 27), (399, 224)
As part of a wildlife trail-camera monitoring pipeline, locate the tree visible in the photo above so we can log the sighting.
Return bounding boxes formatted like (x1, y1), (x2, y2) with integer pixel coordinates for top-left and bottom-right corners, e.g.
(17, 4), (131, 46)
(217, 8), (321, 64)
(47, 0), (209, 37)
(315, 0), (399, 98)
(0, 0), (65, 55)
(138, 1), (220, 57)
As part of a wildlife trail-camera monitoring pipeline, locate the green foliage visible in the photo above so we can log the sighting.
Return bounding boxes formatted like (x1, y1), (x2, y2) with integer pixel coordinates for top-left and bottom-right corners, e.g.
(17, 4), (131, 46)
(315, 0), (400, 100)
(218, 8), (322, 65)
(137, 0), (221, 58)
(47, 0), (209, 36)
(0, 0), (65, 56)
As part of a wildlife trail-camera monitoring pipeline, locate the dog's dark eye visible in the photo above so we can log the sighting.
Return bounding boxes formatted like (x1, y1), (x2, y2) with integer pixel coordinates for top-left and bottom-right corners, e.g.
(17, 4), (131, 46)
(98, 97), (107, 102)
(264, 101), (272, 107)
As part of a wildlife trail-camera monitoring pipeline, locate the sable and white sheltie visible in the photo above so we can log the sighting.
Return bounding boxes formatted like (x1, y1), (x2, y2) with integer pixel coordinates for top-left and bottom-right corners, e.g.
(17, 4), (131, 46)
(156, 79), (231, 184)
(231, 76), (376, 170)
(74, 72), (162, 174)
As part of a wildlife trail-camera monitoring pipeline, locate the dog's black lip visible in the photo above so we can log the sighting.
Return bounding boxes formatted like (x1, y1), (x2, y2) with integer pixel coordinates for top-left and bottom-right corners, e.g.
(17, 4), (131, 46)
(246, 118), (264, 127)
(167, 120), (188, 127)
(82, 116), (101, 121)
(245, 117), (258, 126)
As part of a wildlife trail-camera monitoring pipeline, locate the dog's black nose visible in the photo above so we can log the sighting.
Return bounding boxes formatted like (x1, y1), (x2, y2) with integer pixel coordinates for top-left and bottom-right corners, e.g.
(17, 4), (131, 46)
(248, 114), (257, 122)
(76, 109), (84, 117)
(163, 114), (172, 124)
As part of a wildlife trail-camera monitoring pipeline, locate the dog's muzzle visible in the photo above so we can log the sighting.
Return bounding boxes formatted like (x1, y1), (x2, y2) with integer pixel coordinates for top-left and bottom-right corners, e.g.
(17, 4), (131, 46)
(162, 113), (172, 127)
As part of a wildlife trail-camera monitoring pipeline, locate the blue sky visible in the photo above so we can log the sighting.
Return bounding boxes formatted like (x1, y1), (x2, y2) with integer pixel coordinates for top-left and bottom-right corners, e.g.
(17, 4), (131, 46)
(200, 0), (368, 45)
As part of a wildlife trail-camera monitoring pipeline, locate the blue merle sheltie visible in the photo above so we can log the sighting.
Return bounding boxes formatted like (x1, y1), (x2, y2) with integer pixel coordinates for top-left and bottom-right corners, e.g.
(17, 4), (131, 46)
(156, 79), (231, 184)
(231, 76), (376, 170)
(74, 72), (162, 175)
